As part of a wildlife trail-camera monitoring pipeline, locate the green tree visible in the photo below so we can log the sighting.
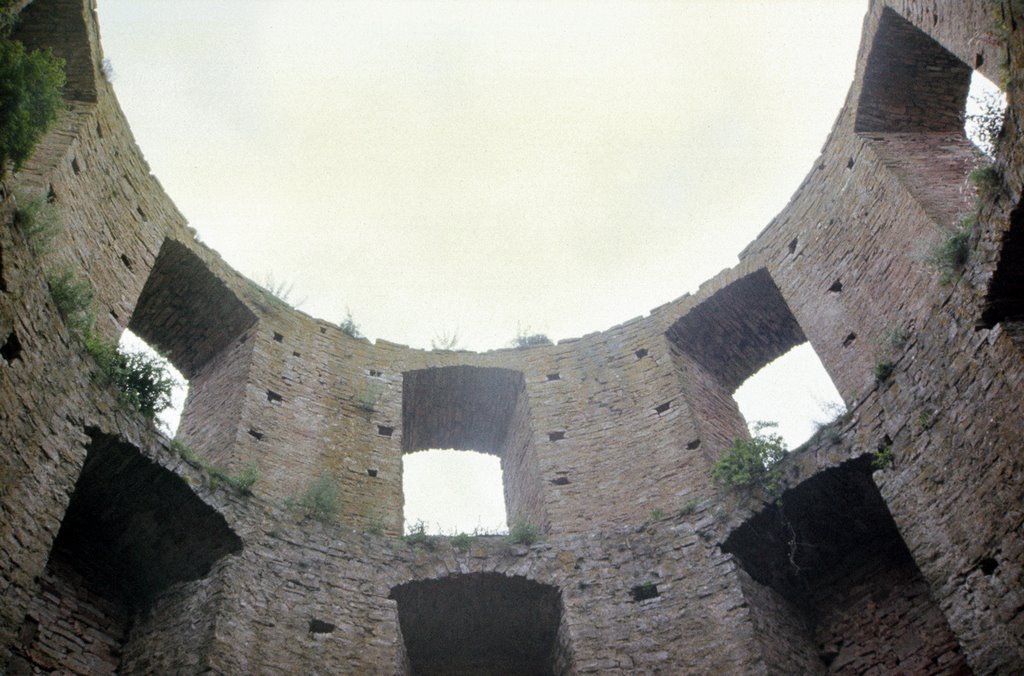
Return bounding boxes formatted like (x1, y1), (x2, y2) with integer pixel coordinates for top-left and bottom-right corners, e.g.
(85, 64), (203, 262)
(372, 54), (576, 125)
(0, 38), (66, 172)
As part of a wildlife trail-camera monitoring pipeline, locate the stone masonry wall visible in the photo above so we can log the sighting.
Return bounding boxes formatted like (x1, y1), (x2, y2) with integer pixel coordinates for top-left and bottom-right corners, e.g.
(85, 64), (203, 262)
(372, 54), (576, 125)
(737, 1), (1024, 671)
(7, 554), (128, 675)
(811, 547), (971, 674)
(3, 0), (1024, 673)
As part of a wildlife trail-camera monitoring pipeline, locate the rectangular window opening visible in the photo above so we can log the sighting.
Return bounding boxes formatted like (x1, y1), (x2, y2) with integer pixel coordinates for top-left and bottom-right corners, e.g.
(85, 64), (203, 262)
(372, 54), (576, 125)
(732, 342), (844, 450)
(118, 329), (189, 437)
(402, 449), (507, 535)
(964, 70), (1006, 157)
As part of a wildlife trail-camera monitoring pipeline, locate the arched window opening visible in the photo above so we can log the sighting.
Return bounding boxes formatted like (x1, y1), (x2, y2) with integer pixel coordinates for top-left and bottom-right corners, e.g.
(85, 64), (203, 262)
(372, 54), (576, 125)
(964, 70), (1007, 157)
(733, 342), (845, 449)
(402, 448), (507, 535)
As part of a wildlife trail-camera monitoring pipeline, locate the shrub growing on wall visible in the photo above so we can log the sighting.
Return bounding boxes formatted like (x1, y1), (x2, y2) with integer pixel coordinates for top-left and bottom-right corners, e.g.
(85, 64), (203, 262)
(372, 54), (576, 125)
(0, 38), (65, 172)
(83, 331), (176, 418)
(16, 189), (63, 254)
(712, 421), (787, 495)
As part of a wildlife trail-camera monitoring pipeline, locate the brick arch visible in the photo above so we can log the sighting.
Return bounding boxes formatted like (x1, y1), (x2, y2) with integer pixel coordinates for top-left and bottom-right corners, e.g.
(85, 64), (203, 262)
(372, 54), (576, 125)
(665, 266), (819, 456)
(128, 239), (256, 380)
(666, 267), (806, 394)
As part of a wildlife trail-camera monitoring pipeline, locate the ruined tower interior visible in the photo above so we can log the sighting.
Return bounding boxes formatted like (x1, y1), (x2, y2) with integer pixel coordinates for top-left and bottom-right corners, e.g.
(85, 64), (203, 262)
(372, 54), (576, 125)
(2, 0), (1023, 673)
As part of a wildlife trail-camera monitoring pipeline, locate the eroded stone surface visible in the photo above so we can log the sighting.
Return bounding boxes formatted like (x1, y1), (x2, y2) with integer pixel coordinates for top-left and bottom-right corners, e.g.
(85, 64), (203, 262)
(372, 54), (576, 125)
(2, 0), (1024, 673)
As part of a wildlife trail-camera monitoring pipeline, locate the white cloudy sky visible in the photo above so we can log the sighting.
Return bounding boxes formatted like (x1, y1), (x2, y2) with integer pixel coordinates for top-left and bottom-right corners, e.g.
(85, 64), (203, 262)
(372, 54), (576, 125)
(100, 0), (868, 531)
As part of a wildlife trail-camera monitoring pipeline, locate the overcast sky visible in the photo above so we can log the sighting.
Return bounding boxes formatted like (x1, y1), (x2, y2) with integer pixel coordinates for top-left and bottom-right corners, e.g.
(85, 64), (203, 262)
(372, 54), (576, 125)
(100, 0), (866, 531)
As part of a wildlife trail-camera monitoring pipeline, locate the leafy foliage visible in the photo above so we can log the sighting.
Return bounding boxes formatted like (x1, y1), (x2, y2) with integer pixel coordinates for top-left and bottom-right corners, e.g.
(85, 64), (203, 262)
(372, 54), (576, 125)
(84, 330), (176, 418)
(0, 2), (17, 37)
(431, 329), (461, 350)
(883, 327), (910, 351)
(404, 520), (432, 546)
(223, 462), (260, 494)
(172, 440), (258, 495)
(339, 309), (361, 338)
(873, 360), (895, 383)
(512, 330), (552, 348)
(927, 217), (973, 284)
(812, 400), (847, 446)
(45, 266), (177, 420)
(506, 519), (540, 545)
(364, 513), (385, 535)
(300, 474), (341, 521)
(0, 38), (66, 171)
(678, 499), (699, 517)
(872, 447), (894, 470)
(711, 421), (787, 495)
(171, 439), (200, 465)
(969, 165), (1001, 198)
(15, 189), (62, 255)
(46, 268), (94, 333)
(259, 273), (300, 307)
(450, 532), (472, 551)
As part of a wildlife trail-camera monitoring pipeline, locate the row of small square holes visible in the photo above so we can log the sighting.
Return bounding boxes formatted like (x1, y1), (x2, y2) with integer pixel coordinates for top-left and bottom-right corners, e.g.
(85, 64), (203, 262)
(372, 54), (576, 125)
(546, 347), (649, 384)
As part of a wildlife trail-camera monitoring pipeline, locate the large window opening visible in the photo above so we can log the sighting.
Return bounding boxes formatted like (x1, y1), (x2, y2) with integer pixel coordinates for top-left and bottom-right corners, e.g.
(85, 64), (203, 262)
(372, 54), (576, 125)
(667, 268), (844, 453)
(117, 329), (188, 436)
(964, 70), (1007, 157)
(127, 239), (257, 462)
(733, 342), (845, 449)
(401, 366), (545, 535)
(8, 431), (241, 674)
(389, 573), (570, 675)
(724, 457), (970, 673)
(853, 8), (979, 232)
(403, 449), (507, 535)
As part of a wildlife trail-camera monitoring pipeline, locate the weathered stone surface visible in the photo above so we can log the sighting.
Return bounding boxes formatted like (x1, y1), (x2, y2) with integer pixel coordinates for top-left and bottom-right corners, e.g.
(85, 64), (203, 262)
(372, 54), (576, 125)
(2, 0), (1024, 673)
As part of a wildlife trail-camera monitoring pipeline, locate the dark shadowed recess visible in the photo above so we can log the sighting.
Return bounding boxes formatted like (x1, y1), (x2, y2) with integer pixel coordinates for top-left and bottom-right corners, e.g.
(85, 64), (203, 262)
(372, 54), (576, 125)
(666, 269), (806, 392)
(128, 239), (256, 380)
(390, 573), (562, 675)
(723, 457), (972, 672)
(401, 366), (525, 456)
(981, 196), (1024, 329)
(855, 8), (970, 134)
(51, 429), (242, 610)
(724, 456), (909, 603)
